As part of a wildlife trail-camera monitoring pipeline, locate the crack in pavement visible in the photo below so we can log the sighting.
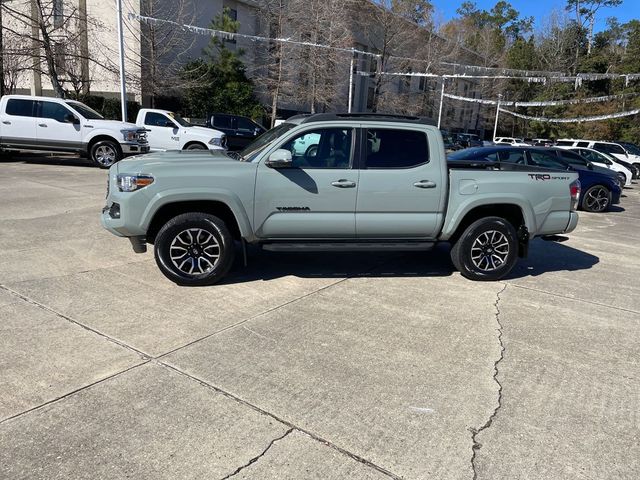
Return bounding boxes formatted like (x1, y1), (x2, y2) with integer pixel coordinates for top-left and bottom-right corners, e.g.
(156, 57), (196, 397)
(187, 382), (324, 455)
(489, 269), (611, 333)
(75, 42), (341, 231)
(469, 283), (508, 480)
(160, 362), (402, 480)
(220, 428), (294, 479)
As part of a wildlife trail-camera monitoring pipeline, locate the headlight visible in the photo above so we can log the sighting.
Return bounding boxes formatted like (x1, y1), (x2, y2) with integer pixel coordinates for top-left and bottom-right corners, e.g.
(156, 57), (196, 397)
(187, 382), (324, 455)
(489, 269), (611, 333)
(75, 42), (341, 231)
(209, 135), (225, 147)
(122, 130), (138, 142)
(117, 174), (154, 192)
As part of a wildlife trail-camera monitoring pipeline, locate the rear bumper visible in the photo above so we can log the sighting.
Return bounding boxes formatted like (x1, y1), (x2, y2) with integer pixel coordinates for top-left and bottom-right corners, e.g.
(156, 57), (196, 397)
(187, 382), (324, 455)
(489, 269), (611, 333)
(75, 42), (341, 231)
(564, 212), (579, 234)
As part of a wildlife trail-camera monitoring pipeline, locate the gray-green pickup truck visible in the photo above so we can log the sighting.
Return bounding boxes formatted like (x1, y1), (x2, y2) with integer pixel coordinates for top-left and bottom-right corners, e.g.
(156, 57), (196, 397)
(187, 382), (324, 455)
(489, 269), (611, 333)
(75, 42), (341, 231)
(102, 113), (580, 285)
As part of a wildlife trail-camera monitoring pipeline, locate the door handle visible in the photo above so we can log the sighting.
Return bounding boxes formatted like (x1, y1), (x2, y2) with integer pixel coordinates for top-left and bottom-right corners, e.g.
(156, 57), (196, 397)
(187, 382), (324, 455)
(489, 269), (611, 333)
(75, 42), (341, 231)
(38, 123), (47, 127)
(414, 180), (436, 188)
(2, 121), (10, 125)
(331, 179), (356, 188)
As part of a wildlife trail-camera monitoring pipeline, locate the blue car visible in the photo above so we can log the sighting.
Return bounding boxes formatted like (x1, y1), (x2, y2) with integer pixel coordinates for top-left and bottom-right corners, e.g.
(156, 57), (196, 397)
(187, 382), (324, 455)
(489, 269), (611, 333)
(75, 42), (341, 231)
(449, 146), (622, 213)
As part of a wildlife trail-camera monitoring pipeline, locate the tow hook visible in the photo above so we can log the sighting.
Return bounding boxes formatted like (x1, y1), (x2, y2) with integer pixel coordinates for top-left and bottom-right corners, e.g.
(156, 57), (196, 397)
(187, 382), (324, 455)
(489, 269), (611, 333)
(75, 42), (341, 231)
(517, 225), (529, 258)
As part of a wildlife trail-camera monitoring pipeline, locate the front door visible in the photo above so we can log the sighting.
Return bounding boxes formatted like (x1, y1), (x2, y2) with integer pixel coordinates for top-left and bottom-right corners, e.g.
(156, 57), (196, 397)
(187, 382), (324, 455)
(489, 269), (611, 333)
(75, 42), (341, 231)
(355, 127), (446, 238)
(35, 100), (82, 151)
(0, 98), (37, 148)
(254, 126), (358, 238)
(143, 112), (179, 151)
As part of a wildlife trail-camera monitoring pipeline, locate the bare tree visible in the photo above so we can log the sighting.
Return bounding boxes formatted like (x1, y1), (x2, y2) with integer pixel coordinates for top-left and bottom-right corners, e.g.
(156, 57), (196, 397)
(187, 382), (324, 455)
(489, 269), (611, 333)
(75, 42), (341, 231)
(1, 0), (113, 97)
(123, 0), (197, 106)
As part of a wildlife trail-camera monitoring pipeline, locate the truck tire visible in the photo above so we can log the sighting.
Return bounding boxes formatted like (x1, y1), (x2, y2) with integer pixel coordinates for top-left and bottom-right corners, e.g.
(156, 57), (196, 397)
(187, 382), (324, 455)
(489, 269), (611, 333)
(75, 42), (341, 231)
(185, 142), (207, 150)
(90, 139), (121, 168)
(450, 216), (518, 281)
(581, 185), (611, 212)
(154, 212), (235, 286)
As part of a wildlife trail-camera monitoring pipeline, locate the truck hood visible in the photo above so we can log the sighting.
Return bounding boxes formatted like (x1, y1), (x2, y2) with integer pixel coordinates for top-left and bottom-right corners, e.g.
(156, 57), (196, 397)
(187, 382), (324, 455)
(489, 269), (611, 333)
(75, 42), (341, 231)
(117, 150), (241, 173)
(185, 126), (224, 138)
(85, 119), (141, 130)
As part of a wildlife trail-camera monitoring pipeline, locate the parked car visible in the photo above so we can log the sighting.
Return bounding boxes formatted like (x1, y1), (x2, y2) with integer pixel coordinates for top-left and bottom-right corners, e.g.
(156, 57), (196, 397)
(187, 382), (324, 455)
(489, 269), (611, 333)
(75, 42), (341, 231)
(103, 113), (580, 285)
(136, 109), (226, 152)
(206, 113), (266, 151)
(532, 138), (553, 147)
(494, 137), (529, 146)
(557, 146), (632, 186)
(449, 146), (621, 213)
(441, 133), (463, 153)
(553, 148), (626, 188)
(0, 95), (149, 168)
(453, 132), (482, 148)
(556, 138), (640, 174)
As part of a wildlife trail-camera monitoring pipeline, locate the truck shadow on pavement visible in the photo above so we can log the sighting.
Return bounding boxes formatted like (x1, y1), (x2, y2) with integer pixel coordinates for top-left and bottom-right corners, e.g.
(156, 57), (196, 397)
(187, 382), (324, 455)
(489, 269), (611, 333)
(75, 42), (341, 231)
(222, 239), (599, 284)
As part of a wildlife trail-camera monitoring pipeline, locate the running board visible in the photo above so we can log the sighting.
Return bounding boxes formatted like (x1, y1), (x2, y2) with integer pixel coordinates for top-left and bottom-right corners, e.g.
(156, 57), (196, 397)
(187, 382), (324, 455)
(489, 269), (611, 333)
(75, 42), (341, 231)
(262, 242), (435, 252)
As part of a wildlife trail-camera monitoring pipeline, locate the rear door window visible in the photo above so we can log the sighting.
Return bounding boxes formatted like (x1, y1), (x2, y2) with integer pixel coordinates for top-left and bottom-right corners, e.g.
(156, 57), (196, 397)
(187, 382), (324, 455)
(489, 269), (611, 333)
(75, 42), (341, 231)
(557, 150), (588, 166)
(6, 99), (36, 117)
(364, 129), (429, 169)
(498, 149), (526, 164)
(527, 151), (567, 169)
(576, 141), (589, 147)
(213, 115), (232, 129)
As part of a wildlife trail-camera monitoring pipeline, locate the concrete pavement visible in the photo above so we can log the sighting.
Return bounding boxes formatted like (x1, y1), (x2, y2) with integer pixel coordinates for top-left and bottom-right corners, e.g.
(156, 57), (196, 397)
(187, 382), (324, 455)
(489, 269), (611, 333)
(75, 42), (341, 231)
(1, 155), (638, 479)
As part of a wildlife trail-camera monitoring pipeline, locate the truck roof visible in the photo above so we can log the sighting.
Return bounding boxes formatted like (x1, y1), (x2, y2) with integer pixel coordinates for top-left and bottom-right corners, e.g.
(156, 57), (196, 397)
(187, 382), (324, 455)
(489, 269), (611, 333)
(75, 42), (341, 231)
(285, 113), (437, 126)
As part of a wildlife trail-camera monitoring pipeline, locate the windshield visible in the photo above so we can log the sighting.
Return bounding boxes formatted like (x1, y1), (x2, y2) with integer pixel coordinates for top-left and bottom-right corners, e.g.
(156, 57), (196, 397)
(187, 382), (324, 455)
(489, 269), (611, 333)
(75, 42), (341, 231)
(166, 111), (191, 127)
(66, 101), (104, 120)
(238, 123), (297, 162)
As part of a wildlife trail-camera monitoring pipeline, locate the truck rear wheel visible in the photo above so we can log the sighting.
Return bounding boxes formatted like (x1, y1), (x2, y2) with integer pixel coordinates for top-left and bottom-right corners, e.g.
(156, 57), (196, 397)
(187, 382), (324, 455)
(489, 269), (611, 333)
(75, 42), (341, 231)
(450, 217), (518, 281)
(90, 139), (121, 168)
(154, 212), (235, 286)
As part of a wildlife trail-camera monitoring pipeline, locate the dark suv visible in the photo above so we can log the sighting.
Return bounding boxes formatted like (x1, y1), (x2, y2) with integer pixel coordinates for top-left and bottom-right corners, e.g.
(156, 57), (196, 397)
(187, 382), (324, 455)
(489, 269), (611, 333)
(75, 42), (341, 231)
(206, 113), (266, 151)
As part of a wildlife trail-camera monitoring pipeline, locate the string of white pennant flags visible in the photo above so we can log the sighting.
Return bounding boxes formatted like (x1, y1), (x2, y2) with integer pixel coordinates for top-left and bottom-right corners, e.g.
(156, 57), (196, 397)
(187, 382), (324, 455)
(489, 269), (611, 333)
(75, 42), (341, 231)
(129, 13), (381, 58)
(499, 107), (640, 123)
(359, 71), (640, 87)
(444, 92), (640, 107)
(129, 13), (640, 86)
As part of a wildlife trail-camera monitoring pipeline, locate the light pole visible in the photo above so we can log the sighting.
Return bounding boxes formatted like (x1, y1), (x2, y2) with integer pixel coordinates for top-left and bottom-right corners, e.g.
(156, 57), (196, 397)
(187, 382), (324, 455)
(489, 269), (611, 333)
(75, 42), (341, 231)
(436, 78), (445, 129)
(116, 0), (127, 121)
(347, 50), (354, 113)
(493, 93), (502, 142)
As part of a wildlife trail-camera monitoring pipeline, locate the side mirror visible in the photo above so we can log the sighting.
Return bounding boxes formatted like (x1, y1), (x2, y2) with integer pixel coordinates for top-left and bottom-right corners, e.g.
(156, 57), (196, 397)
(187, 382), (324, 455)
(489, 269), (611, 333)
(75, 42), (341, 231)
(265, 149), (293, 168)
(587, 162), (594, 170)
(64, 113), (79, 124)
(254, 127), (263, 137)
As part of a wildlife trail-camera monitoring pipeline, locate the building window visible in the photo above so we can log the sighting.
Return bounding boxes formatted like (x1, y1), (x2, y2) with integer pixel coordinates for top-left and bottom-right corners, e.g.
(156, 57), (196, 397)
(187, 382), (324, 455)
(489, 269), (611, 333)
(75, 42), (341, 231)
(53, 0), (64, 28)
(367, 86), (375, 110)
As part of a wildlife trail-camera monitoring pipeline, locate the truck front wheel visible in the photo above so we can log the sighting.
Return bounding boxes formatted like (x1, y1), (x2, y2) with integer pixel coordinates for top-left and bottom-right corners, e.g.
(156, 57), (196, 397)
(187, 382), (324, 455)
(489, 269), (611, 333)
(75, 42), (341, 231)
(154, 213), (235, 286)
(90, 139), (121, 168)
(450, 217), (518, 281)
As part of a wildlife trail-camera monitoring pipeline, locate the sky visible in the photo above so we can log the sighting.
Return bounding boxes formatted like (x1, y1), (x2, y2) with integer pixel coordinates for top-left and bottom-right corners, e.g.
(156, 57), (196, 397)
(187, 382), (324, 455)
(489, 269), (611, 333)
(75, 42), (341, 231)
(430, 0), (638, 33)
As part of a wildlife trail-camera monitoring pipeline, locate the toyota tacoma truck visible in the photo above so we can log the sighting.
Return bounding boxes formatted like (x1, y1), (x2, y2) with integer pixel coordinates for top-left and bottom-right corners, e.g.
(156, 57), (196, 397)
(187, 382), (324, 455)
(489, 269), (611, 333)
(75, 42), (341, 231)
(0, 95), (149, 168)
(102, 113), (580, 285)
(135, 109), (227, 152)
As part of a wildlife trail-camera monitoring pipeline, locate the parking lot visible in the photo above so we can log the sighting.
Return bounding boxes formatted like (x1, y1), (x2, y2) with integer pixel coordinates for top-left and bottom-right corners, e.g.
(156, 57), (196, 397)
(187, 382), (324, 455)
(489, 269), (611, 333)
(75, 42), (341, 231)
(1, 154), (639, 479)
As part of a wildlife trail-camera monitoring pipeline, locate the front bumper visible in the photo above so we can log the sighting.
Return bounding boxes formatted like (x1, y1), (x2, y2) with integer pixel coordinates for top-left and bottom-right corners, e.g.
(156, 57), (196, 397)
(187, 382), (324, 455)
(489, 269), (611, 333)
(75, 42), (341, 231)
(121, 142), (150, 155)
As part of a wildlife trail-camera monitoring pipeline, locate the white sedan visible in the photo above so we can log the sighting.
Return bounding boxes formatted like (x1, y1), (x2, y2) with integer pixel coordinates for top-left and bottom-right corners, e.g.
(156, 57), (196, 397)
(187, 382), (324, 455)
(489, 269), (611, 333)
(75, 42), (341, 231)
(558, 146), (633, 186)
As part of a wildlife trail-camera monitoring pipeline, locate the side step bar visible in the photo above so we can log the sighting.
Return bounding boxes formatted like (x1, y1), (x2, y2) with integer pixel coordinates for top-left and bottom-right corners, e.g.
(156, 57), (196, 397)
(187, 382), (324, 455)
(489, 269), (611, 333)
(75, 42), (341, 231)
(262, 242), (435, 252)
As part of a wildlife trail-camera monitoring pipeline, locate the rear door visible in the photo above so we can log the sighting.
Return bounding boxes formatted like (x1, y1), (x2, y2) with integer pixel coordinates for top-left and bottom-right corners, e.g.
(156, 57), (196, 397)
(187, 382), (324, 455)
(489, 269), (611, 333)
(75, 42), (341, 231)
(254, 126), (358, 238)
(355, 126), (446, 238)
(35, 100), (82, 151)
(0, 98), (38, 148)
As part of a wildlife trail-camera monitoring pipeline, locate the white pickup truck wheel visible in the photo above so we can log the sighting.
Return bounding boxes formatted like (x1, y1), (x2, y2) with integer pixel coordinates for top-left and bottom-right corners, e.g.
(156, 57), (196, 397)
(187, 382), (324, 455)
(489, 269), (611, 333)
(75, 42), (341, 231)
(451, 217), (518, 281)
(154, 212), (235, 286)
(90, 139), (121, 168)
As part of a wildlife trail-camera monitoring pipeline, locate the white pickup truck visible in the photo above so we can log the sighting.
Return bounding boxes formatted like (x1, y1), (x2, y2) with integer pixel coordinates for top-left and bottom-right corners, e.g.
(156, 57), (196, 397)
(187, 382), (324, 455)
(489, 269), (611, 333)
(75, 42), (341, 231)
(135, 109), (227, 152)
(0, 95), (149, 168)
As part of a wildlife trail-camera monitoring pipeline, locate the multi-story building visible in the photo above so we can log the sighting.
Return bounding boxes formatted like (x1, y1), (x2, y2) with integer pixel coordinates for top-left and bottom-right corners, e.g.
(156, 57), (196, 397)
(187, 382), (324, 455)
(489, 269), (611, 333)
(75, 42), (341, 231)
(2, 0), (487, 134)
